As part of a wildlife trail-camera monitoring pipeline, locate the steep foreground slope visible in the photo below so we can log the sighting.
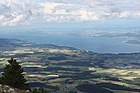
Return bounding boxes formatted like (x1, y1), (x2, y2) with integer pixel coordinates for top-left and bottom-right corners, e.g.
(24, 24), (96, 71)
(0, 84), (30, 93)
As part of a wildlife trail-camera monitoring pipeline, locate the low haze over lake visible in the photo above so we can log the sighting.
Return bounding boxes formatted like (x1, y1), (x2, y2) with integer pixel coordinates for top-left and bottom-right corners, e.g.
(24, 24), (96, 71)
(1, 22), (140, 54)
(0, 0), (140, 53)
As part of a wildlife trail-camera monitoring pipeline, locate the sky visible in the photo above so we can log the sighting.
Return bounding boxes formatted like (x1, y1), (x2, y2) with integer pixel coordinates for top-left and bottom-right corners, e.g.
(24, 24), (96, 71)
(0, 0), (140, 27)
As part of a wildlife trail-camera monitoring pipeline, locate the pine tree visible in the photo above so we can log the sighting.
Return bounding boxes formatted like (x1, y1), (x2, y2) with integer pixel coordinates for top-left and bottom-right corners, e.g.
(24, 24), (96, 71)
(1, 58), (28, 89)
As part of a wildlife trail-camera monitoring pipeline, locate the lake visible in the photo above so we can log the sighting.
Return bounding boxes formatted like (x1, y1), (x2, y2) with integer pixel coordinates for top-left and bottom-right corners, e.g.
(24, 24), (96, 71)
(1, 26), (140, 54)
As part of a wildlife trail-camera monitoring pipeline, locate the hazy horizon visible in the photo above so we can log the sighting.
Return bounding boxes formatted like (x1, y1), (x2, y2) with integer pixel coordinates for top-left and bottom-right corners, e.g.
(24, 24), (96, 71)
(0, 0), (140, 53)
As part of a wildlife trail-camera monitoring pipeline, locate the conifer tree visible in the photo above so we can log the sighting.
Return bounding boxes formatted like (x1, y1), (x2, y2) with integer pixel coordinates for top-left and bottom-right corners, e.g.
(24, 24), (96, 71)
(1, 58), (28, 89)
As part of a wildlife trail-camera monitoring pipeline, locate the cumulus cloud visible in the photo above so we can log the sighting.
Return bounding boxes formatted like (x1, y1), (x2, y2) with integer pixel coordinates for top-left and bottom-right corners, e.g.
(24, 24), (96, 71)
(40, 2), (100, 21)
(41, 0), (140, 22)
(0, 0), (140, 26)
(0, 0), (40, 26)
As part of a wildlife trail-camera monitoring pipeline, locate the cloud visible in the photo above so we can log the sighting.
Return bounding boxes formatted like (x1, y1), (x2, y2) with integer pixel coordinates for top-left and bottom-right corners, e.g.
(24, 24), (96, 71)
(0, 0), (40, 26)
(0, 0), (140, 26)
(40, 1), (101, 21)
(41, 0), (140, 22)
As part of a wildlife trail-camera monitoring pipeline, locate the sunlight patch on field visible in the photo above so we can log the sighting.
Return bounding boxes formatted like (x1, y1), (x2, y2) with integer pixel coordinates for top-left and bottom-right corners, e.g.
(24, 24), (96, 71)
(28, 74), (59, 78)
(89, 68), (140, 80)
(47, 49), (78, 54)
(21, 62), (48, 68)
(0, 61), (8, 65)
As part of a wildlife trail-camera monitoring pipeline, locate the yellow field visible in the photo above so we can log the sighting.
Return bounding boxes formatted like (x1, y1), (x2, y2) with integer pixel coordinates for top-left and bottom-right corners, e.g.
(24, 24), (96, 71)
(89, 67), (140, 89)
(89, 68), (140, 80)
